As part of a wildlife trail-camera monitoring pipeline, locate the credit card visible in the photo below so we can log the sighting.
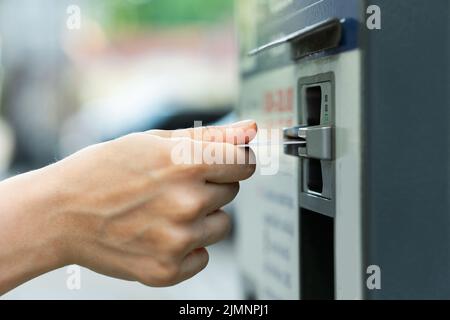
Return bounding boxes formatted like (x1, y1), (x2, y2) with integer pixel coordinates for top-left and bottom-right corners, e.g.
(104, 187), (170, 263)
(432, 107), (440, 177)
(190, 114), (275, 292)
(238, 141), (306, 148)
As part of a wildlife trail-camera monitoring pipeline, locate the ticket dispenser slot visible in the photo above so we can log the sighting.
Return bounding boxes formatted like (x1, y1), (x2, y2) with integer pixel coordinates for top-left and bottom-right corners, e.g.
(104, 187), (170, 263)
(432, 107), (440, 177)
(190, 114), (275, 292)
(248, 18), (342, 61)
(301, 208), (335, 300)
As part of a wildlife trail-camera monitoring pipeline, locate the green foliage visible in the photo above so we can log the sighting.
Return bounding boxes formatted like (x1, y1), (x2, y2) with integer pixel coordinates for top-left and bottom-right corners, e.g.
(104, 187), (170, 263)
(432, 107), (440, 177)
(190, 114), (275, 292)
(108, 0), (234, 28)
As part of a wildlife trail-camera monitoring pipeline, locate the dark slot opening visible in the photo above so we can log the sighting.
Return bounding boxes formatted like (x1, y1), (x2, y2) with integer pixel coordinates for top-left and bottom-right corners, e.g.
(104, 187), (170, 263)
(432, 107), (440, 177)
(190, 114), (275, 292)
(307, 159), (323, 193)
(290, 18), (342, 60)
(300, 209), (335, 300)
(306, 85), (322, 126)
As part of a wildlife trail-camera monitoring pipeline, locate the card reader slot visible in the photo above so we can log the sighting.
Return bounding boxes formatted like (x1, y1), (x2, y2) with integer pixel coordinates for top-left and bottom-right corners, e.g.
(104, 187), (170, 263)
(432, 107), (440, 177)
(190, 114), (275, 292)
(306, 85), (322, 126)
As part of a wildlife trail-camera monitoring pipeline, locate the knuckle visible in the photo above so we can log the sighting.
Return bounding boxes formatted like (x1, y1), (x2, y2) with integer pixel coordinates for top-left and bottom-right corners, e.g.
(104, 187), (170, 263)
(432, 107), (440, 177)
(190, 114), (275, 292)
(138, 261), (180, 287)
(135, 270), (155, 287)
(154, 263), (180, 286)
(189, 226), (205, 245)
(181, 194), (205, 219)
(183, 163), (207, 176)
(164, 228), (195, 255)
(132, 261), (156, 286)
(174, 230), (194, 251)
(171, 164), (205, 180)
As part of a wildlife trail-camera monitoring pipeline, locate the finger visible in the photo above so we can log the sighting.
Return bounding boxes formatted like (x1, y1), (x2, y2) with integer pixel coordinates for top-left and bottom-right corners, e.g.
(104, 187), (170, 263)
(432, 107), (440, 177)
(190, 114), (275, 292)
(196, 210), (232, 248)
(201, 144), (256, 183)
(147, 120), (258, 145)
(177, 248), (209, 283)
(198, 182), (240, 216)
(164, 136), (256, 183)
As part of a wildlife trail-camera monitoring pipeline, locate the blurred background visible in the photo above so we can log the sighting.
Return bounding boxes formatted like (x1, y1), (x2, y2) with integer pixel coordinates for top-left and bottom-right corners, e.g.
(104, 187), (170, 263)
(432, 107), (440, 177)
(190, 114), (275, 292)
(0, 0), (248, 299)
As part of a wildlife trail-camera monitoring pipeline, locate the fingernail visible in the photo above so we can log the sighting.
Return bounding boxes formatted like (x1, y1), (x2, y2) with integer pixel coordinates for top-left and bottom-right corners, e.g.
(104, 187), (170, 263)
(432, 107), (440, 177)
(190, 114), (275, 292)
(231, 120), (255, 127)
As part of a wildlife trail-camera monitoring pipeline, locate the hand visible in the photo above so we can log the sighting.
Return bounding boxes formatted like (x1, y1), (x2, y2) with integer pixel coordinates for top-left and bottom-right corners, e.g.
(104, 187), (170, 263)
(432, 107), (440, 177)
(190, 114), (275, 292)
(0, 120), (257, 291)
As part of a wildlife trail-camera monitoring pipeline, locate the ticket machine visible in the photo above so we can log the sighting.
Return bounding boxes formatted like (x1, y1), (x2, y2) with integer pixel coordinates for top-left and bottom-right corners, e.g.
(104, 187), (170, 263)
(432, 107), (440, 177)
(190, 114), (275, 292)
(234, 0), (449, 299)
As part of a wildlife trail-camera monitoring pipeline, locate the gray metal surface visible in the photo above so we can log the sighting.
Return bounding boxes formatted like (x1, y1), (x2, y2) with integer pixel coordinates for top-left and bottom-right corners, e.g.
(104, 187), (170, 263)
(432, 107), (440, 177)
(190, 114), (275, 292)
(362, 0), (450, 299)
(242, 0), (362, 77)
(237, 0), (449, 300)
(298, 125), (334, 160)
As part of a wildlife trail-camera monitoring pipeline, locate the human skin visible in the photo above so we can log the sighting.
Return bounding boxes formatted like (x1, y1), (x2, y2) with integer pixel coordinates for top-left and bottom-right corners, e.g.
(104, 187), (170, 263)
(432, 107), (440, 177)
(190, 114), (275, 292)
(0, 120), (257, 295)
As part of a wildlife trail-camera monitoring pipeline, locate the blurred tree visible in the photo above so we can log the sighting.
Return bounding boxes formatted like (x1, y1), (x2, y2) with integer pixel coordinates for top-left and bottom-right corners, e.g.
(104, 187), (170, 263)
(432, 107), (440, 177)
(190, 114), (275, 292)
(108, 0), (234, 28)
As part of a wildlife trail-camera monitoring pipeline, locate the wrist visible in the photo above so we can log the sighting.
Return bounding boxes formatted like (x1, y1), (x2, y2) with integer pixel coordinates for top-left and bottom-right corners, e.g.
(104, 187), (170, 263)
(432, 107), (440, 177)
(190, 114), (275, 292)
(26, 165), (76, 268)
(0, 166), (73, 293)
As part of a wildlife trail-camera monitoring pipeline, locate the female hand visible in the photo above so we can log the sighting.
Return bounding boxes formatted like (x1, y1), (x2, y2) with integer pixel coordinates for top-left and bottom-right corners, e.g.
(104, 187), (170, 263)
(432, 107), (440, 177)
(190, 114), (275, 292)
(0, 120), (257, 293)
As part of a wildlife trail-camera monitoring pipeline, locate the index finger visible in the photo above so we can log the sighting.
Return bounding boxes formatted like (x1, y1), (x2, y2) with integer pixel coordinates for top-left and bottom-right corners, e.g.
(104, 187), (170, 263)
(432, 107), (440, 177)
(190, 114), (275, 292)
(148, 120), (258, 145)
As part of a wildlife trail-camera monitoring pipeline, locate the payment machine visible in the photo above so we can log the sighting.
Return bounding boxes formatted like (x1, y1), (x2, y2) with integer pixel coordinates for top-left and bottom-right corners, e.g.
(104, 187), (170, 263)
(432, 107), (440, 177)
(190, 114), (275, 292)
(234, 0), (449, 299)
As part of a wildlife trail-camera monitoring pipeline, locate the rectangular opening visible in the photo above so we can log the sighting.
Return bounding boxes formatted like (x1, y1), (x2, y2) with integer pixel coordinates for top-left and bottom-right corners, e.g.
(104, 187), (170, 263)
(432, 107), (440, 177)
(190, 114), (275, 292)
(306, 85), (322, 126)
(307, 159), (323, 193)
(300, 209), (335, 300)
(290, 18), (342, 60)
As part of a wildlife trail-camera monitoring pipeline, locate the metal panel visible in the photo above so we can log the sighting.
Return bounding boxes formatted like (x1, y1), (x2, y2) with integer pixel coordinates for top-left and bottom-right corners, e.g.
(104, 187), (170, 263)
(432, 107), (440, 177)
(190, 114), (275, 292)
(235, 66), (300, 299)
(362, 0), (450, 299)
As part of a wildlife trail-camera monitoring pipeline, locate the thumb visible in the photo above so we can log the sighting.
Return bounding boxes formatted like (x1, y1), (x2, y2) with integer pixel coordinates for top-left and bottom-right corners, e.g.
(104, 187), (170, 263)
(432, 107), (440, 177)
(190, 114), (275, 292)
(147, 120), (258, 145)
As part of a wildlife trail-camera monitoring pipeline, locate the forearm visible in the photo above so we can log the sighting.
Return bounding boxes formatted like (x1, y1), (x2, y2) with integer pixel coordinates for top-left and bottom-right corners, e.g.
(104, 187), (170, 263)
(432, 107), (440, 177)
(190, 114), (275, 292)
(0, 167), (67, 295)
